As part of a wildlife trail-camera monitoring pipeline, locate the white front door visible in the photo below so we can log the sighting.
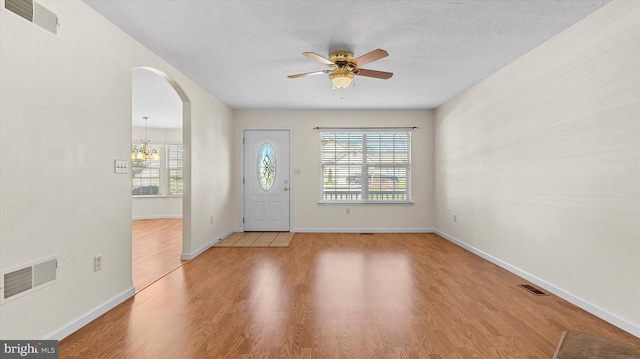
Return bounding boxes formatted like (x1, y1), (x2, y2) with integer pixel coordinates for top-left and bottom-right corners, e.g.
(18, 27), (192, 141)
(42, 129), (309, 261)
(243, 130), (290, 231)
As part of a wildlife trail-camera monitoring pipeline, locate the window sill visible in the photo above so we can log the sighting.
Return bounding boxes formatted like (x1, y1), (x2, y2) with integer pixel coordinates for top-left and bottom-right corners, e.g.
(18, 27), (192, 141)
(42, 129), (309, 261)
(318, 201), (413, 205)
(132, 195), (183, 198)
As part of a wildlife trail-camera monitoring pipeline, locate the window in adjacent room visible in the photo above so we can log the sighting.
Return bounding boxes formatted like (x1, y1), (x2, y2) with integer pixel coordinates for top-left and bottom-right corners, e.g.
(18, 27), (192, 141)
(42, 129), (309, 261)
(320, 129), (411, 203)
(131, 144), (183, 196)
(167, 144), (183, 195)
(131, 144), (161, 195)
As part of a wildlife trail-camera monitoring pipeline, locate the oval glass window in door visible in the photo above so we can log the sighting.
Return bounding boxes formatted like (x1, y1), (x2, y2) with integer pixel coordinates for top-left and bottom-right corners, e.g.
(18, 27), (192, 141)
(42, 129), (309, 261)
(257, 143), (276, 191)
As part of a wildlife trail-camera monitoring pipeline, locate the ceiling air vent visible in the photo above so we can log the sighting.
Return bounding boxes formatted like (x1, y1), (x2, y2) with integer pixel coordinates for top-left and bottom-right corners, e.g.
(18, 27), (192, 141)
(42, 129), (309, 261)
(1, 257), (58, 303)
(4, 0), (58, 35)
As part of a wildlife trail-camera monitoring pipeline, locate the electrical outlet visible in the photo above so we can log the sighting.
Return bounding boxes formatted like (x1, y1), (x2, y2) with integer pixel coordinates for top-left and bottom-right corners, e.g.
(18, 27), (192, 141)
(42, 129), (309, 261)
(94, 255), (102, 272)
(346, 208), (351, 215)
(453, 214), (457, 222)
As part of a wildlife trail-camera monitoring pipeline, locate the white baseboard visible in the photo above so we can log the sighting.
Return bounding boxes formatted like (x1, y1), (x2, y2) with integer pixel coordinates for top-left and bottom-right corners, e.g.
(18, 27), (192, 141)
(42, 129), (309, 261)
(293, 227), (435, 233)
(44, 287), (135, 340)
(434, 230), (640, 338)
(180, 229), (237, 260)
(132, 215), (182, 220)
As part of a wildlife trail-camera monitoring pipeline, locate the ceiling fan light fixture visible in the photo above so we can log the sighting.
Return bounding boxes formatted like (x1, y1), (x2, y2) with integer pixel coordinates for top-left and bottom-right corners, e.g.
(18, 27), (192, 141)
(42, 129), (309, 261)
(330, 68), (354, 89)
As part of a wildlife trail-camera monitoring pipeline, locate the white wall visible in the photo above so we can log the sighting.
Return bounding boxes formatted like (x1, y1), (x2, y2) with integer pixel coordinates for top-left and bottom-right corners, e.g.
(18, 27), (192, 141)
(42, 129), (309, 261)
(131, 127), (182, 219)
(235, 110), (435, 232)
(0, 1), (238, 339)
(185, 89), (238, 259)
(132, 197), (182, 219)
(434, 0), (640, 336)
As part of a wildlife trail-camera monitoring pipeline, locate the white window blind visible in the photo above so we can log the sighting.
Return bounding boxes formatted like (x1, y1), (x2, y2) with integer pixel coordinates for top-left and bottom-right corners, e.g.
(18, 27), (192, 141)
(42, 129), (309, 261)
(321, 130), (411, 203)
(131, 144), (161, 196)
(167, 144), (183, 195)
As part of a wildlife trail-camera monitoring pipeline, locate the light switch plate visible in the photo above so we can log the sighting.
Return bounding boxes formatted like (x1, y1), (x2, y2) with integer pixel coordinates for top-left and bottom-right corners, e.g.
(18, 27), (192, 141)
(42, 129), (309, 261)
(114, 160), (129, 174)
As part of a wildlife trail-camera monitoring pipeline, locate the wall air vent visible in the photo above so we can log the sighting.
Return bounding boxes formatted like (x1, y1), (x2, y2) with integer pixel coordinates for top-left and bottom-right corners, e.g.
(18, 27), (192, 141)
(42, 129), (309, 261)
(4, 0), (58, 35)
(5, 0), (32, 21)
(1, 257), (58, 303)
(4, 267), (32, 299)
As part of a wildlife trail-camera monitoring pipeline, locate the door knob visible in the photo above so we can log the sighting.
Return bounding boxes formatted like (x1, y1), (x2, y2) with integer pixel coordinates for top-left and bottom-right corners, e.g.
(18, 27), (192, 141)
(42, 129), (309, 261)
(283, 187), (289, 191)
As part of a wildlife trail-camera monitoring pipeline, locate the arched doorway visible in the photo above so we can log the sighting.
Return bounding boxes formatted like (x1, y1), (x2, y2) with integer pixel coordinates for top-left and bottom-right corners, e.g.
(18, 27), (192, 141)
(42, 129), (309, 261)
(131, 67), (191, 292)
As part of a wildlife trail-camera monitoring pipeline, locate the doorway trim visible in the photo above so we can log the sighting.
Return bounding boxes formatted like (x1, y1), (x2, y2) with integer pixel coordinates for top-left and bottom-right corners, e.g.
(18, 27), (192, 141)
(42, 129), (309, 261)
(132, 67), (192, 260)
(241, 127), (293, 232)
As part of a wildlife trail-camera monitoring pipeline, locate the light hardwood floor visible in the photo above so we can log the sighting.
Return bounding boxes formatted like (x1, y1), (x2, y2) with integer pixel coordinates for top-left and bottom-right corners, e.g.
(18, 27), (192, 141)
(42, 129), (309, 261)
(132, 218), (184, 292)
(61, 232), (640, 358)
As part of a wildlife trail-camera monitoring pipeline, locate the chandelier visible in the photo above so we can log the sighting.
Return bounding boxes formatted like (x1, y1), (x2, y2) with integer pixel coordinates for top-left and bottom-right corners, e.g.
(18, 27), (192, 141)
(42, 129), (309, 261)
(131, 116), (160, 161)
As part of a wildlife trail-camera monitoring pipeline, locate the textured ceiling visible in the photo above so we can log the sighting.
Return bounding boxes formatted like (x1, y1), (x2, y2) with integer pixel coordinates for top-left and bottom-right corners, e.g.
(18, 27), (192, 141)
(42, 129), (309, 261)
(84, 0), (609, 127)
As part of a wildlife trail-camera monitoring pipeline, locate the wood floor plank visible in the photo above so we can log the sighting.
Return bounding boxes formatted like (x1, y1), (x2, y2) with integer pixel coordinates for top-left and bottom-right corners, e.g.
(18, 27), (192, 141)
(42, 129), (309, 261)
(132, 218), (184, 292)
(60, 233), (640, 358)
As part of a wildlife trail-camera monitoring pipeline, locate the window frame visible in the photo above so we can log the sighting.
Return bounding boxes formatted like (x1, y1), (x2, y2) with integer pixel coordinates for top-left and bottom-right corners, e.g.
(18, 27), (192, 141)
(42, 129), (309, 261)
(319, 128), (412, 204)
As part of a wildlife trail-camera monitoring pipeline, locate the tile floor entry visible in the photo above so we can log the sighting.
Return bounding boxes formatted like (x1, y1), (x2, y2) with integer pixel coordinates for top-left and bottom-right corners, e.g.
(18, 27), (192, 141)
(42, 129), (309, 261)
(215, 232), (294, 247)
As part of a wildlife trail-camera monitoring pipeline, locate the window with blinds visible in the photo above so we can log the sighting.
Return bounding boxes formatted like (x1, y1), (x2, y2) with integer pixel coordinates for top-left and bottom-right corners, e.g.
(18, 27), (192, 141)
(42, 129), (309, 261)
(321, 130), (411, 203)
(167, 144), (183, 195)
(131, 144), (161, 195)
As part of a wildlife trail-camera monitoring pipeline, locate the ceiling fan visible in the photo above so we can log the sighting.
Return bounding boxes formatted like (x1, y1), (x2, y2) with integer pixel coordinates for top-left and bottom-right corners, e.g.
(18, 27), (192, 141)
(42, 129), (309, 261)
(287, 49), (393, 89)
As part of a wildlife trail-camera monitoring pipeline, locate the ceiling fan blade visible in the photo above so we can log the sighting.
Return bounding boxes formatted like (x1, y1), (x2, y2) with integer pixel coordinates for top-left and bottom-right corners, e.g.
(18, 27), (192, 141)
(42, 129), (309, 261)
(356, 68), (393, 79)
(303, 52), (335, 65)
(287, 70), (331, 79)
(353, 49), (389, 67)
